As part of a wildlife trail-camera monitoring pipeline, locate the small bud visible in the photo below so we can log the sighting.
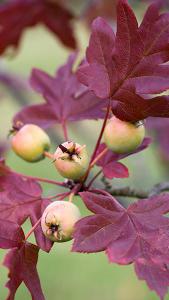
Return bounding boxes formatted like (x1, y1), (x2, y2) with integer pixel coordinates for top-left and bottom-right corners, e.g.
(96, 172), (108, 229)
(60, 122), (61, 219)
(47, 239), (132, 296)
(54, 141), (89, 180)
(11, 124), (51, 162)
(41, 201), (81, 242)
(103, 116), (145, 154)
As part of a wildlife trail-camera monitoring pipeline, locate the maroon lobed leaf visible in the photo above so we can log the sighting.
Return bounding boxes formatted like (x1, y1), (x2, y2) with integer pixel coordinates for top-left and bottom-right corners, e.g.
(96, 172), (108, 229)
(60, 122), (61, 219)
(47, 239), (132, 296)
(96, 137), (151, 179)
(0, 160), (53, 252)
(0, 0), (76, 54)
(78, 1), (169, 122)
(0, 219), (24, 249)
(135, 259), (169, 300)
(4, 242), (45, 300)
(103, 161), (129, 179)
(13, 54), (107, 129)
(73, 191), (169, 298)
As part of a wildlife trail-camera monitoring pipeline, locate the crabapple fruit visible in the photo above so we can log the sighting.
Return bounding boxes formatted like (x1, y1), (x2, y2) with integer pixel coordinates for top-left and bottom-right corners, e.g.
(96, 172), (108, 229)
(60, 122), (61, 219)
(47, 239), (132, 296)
(41, 200), (81, 242)
(54, 141), (89, 180)
(103, 116), (145, 154)
(11, 124), (51, 162)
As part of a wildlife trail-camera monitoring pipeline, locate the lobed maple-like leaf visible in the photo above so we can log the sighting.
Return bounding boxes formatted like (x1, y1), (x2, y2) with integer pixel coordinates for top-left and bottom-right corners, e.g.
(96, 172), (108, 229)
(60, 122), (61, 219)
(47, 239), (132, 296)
(73, 191), (169, 299)
(0, 219), (24, 249)
(96, 137), (151, 179)
(13, 54), (107, 130)
(4, 242), (45, 300)
(78, 1), (169, 122)
(0, 0), (76, 54)
(135, 259), (169, 300)
(0, 160), (53, 252)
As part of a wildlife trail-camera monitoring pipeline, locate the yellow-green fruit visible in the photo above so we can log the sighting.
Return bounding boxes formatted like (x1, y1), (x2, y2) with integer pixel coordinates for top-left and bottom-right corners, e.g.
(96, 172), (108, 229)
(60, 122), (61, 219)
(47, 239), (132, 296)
(103, 116), (145, 154)
(54, 141), (89, 180)
(11, 124), (51, 162)
(41, 201), (81, 242)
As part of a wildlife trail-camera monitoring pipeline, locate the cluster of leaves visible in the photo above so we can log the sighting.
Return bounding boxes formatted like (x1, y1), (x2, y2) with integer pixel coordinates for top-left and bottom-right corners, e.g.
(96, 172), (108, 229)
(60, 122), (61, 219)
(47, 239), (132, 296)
(0, 159), (52, 299)
(1, 1), (169, 300)
(78, 1), (169, 122)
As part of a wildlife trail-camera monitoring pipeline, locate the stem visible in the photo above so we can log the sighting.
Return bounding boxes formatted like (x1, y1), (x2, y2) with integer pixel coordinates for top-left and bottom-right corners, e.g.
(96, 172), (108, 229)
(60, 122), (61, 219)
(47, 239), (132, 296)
(44, 151), (55, 160)
(90, 148), (108, 168)
(90, 99), (111, 163)
(80, 100), (111, 184)
(57, 192), (71, 200)
(87, 170), (102, 188)
(13, 171), (67, 187)
(62, 121), (69, 141)
(81, 148), (108, 183)
(69, 192), (75, 202)
(25, 218), (41, 241)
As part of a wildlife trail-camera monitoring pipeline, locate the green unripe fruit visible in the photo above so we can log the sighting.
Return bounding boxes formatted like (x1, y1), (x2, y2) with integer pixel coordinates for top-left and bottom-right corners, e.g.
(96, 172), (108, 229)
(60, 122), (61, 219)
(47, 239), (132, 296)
(41, 200), (81, 242)
(11, 124), (51, 162)
(54, 141), (89, 180)
(103, 116), (145, 154)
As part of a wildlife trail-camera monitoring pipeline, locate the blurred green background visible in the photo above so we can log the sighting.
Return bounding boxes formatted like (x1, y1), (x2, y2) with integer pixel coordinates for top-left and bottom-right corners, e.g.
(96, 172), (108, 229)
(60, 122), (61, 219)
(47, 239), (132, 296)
(0, 5), (169, 300)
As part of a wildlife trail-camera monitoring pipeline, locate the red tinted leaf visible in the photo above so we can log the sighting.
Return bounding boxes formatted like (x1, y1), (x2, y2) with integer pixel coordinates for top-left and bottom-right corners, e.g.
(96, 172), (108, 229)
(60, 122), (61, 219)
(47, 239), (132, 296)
(96, 137), (151, 178)
(4, 242), (45, 300)
(78, 18), (116, 98)
(103, 161), (129, 179)
(78, 1), (169, 121)
(73, 191), (169, 298)
(0, 159), (10, 176)
(13, 54), (107, 129)
(0, 160), (53, 252)
(135, 259), (169, 300)
(0, 0), (76, 54)
(30, 198), (54, 252)
(0, 219), (24, 249)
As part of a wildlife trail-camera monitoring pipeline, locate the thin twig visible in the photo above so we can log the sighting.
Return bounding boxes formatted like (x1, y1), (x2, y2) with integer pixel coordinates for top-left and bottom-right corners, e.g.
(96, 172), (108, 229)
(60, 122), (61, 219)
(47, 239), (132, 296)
(13, 171), (67, 187)
(90, 99), (111, 163)
(69, 192), (75, 202)
(87, 170), (102, 188)
(80, 98), (111, 184)
(44, 151), (55, 160)
(90, 148), (108, 168)
(25, 218), (41, 241)
(62, 121), (68, 141)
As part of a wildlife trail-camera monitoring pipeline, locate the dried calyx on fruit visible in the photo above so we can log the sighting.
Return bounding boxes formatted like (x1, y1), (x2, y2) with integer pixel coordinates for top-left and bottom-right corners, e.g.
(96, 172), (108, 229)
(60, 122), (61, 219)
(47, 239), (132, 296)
(54, 141), (89, 180)
(103, 116), (145, 154)
(41, 201), (81, 242)
(11, 124), (51, 162)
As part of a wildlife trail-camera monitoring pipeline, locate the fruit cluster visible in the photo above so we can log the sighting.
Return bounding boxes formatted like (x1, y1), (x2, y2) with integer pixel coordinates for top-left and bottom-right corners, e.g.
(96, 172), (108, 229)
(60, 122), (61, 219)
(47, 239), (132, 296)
(10, 118), (145, 242)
